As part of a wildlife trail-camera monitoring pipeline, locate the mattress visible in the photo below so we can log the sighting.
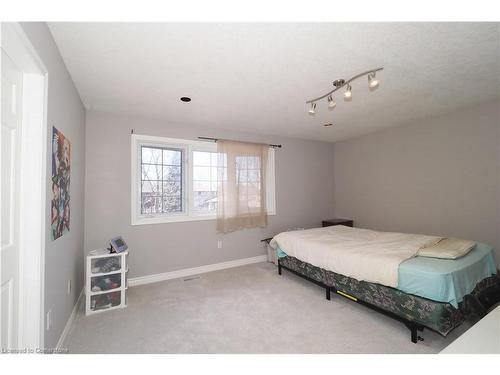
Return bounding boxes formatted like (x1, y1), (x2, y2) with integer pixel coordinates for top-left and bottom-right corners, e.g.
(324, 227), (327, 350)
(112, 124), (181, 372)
(271, 225), (442, 288)
(398, 243), (497, 308)
(276, 243), (497, 308)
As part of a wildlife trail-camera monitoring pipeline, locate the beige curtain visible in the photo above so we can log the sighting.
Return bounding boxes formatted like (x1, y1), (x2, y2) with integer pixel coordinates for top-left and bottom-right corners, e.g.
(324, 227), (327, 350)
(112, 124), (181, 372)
(216, 140), (268, 233)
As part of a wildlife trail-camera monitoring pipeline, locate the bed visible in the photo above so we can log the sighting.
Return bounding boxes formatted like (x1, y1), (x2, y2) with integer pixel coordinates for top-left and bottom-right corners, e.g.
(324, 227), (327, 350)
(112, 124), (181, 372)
(269, 226), (500, 343)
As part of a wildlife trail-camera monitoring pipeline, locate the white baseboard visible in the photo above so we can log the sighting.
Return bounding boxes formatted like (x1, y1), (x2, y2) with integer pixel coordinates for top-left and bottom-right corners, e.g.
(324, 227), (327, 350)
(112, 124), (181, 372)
(129, 254), (268, 287)
(56, 288), (84, 351)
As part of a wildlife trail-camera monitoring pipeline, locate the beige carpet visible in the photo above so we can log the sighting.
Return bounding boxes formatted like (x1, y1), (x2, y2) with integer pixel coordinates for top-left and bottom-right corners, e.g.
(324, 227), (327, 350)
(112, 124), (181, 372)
(64, 262), (469, 353)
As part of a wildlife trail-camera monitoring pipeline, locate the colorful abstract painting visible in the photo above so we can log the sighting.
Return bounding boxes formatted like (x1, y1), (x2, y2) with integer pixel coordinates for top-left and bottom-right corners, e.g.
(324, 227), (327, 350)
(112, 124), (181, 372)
(51, 127), (71, 240)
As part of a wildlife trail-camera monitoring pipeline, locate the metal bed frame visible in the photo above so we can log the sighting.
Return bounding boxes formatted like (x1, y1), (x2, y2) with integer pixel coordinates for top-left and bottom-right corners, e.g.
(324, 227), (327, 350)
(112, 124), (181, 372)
(278, 259), (426, 343)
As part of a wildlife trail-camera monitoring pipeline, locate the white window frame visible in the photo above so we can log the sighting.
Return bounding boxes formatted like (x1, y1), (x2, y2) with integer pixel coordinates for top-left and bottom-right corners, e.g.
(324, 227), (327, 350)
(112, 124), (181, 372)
(131, 134), (276, 225)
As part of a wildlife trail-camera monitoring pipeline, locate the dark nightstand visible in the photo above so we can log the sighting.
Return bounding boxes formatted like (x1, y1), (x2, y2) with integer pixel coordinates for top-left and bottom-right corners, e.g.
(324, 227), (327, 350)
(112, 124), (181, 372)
(322, 218), (353, 228)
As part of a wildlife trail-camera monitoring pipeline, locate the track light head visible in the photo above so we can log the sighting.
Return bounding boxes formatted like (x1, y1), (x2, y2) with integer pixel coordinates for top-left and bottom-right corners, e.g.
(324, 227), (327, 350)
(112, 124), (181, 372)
(368, 72), (379, 89)
(344, 84), (352, 101)
(308, 103), (317, 116)
(327, 96), (336, 110)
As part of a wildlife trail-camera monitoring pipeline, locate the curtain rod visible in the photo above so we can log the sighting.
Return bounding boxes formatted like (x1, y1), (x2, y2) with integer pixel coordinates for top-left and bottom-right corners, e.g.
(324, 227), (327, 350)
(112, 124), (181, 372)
(198, 137), (282, 148)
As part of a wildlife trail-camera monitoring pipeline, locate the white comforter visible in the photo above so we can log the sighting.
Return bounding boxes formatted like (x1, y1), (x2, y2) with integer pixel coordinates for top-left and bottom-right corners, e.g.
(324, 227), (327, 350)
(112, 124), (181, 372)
(270, 225), (442, 287)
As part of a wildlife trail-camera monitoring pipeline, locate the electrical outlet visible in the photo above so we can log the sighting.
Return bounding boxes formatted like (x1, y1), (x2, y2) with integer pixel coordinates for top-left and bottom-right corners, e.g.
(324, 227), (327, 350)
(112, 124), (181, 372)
(217, 240), (222, 249)
(67, 279), (72, 294)
(46, 309), (52, 331)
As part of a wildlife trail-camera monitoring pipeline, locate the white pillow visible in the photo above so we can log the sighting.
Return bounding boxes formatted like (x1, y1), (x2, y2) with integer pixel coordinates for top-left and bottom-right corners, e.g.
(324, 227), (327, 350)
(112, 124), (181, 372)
(417, 238), (476, 259)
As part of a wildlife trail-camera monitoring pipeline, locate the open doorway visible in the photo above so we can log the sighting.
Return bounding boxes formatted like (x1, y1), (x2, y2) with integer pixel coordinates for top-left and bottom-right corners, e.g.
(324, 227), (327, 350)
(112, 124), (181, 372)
(1, 22), (47, 352)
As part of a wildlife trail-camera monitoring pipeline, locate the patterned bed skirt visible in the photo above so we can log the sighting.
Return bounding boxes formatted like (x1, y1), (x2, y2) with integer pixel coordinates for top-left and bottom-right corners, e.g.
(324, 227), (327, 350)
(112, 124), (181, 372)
(279, 255), (500, 336)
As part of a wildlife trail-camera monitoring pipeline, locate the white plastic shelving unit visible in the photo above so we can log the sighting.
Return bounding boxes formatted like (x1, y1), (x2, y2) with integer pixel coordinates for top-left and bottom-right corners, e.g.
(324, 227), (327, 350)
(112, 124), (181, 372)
(85, 248), (128, 315)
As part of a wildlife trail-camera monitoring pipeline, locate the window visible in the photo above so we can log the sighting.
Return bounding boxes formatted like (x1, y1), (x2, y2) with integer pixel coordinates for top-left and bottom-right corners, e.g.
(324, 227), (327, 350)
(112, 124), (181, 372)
(140, 146), (184, 214)
(131, 134), (275, 225)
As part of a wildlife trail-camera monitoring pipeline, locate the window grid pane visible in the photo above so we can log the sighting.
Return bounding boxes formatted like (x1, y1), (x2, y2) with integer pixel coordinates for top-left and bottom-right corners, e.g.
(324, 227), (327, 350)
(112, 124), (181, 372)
(236, 156), (262, 210)
(141, 146), (183, 214)
(192, 151), (224, 212)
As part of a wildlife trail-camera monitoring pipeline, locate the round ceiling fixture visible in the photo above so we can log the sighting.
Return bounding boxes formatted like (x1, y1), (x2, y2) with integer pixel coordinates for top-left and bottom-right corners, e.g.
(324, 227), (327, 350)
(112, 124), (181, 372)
(180, 97), (191, 102)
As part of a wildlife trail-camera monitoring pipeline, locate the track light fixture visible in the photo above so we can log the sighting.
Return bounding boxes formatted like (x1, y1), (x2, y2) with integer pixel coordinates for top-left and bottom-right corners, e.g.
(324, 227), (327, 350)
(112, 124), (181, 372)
(327, 95), (336, 110)
(308, 102), (316, 116)
(306, 67), (383, 116)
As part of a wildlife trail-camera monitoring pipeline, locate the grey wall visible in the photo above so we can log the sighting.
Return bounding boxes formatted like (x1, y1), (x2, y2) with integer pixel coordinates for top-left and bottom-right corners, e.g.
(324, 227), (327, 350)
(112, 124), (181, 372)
(333, 101), (500, 265)
(498, 104), (500, 261)
(85, 111), (335, 277)
(498, 105), (500, 259)
(20, 23), (86, 348)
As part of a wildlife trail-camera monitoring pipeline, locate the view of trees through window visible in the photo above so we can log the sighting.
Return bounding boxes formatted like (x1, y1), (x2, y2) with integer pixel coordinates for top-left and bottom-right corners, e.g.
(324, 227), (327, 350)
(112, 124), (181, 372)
(235, 155), (262, 209)
(134, 136), (274, 223)
(141, 146), (183, 214)
(192, 151), (226, 212)
(140, 146), (264, 216)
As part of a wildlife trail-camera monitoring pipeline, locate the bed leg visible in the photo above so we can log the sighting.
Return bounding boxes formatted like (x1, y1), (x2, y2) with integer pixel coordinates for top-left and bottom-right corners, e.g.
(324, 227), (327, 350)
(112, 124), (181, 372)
(326, 288), (331, 300)
(278, 261), (282, 275)
(410, 327), (418, 344)
(407, 323), (424, 344)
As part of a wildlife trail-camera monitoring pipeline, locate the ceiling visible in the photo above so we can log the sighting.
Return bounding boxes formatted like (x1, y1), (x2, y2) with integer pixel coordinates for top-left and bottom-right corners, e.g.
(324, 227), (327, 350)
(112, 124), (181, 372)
(48, 23), (499, 142)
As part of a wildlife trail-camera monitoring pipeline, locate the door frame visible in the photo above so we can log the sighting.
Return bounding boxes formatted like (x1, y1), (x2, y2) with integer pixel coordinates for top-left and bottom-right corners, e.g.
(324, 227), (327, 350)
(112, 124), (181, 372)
(1, 22), (48, 350)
